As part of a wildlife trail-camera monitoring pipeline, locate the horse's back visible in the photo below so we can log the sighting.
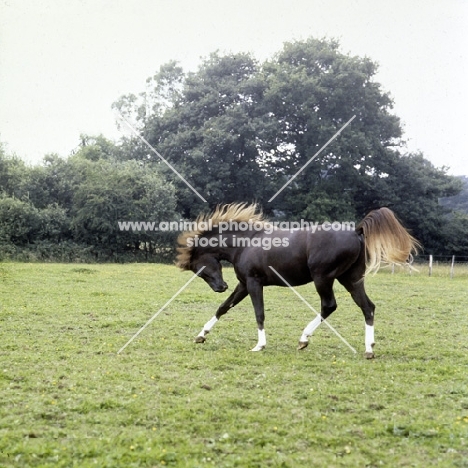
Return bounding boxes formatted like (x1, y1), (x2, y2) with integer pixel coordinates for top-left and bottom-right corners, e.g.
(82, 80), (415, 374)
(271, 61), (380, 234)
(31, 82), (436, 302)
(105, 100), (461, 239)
(234, 229), (362, 287)
(306, 229), (362, 278)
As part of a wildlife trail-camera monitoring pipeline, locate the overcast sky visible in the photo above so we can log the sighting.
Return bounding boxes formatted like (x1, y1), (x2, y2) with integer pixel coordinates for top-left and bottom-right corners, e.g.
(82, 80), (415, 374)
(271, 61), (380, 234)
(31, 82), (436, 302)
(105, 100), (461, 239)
(1, 0), (467, 175)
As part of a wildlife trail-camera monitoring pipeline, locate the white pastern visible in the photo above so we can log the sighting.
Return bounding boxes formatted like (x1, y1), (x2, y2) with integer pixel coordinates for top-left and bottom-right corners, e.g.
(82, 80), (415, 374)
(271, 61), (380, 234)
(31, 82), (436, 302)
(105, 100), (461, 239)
(251, 329), (266, 352)
(299, 315), (322, 343)
(197, 316), (218, 338)
(365, 323), (375, 353)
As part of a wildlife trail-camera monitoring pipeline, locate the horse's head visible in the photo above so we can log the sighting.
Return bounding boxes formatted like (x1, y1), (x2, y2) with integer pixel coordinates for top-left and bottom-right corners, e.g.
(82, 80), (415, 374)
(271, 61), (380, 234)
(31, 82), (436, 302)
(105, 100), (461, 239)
(191, 253), (228, 293)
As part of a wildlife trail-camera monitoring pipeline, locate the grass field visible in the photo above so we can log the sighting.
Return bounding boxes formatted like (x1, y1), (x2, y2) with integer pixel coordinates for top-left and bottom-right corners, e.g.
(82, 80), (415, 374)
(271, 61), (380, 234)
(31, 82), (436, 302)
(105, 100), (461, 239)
(0, 262), (467, 467)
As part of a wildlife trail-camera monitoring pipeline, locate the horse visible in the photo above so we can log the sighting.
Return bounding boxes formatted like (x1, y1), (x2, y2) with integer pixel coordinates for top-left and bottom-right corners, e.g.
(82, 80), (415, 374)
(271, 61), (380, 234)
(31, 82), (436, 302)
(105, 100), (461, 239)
(176, 203), (419, 358)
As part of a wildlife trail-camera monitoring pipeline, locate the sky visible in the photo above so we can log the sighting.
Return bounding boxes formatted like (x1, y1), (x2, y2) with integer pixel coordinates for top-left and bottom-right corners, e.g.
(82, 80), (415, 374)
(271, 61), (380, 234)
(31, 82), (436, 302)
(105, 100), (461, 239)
(0, 0), (467, 175)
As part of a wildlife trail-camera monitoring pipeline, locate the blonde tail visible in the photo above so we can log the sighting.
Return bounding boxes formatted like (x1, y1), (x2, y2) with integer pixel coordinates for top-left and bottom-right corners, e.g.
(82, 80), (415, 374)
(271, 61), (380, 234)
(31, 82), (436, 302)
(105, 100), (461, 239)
(357, 208), (421, 276)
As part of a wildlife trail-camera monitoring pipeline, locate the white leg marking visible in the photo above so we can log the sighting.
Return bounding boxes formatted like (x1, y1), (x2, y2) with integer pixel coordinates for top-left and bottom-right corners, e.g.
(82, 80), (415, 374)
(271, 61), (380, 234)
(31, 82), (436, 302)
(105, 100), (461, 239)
(299, 315), (322, 343)
(365, 323), (375, 353)
(197, 316), (218, 338)
(251, 329), (266, 352)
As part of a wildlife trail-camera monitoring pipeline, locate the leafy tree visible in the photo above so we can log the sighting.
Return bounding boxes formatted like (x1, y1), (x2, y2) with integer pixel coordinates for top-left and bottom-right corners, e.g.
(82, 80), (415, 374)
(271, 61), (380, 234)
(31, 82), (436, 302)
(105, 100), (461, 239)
(0, 144), (29, 199)
(440, 176), (468, 214)
(1, 38), (465, 258)
(259, 38), (404, 219)
(115, 54), (272, 217)
(439, 212), (468, 255)
(115, 37), (463, 253)
(0, 196), (41, 246)
(71, 157), (177, 258)
(114, 38), (408, 218)
(350, 153), (461, 249)
(1, 137), (178, 260)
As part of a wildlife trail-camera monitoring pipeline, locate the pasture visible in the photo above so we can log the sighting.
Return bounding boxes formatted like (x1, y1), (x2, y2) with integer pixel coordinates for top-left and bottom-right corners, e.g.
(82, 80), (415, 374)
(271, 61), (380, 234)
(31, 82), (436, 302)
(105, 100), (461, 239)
(0, 262), (467, 467)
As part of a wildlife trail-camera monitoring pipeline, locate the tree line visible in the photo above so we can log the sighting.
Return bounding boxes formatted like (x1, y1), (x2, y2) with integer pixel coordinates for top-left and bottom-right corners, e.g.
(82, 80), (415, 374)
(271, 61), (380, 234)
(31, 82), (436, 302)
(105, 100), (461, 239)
(1, 38), (467, 262)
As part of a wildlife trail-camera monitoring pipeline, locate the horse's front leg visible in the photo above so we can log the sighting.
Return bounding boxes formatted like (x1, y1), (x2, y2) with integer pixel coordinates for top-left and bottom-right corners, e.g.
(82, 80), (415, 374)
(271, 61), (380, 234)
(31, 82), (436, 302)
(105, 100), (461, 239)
(195, 282), (248, 344)
(246, 278), (266, 352)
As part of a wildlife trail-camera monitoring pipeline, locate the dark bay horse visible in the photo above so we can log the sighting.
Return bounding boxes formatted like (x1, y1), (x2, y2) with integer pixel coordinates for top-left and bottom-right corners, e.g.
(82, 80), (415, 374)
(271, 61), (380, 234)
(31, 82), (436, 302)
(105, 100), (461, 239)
(176, 203), (419, 358)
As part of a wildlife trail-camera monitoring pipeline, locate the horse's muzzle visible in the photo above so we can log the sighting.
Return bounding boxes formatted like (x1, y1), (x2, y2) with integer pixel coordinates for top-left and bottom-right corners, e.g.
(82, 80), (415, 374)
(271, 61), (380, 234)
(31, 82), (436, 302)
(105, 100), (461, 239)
(213, 282), (228, 293)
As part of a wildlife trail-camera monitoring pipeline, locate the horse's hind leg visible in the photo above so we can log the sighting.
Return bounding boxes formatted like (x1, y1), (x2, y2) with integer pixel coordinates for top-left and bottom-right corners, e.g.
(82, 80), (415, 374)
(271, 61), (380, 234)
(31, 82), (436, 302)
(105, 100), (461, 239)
(195, 282), (248, 343)
(245, 277), (268, 352)
(298, 278), (337, 350)
(338, 274), (376, 359)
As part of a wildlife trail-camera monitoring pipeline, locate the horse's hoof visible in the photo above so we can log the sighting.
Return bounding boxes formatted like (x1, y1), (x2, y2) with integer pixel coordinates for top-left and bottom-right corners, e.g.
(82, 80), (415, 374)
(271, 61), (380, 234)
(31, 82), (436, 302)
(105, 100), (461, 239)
(364, 352), (375, 359)
(194, 336), (206, 344)
(297, 341), (308, 350)
(251, 345), (265, 352)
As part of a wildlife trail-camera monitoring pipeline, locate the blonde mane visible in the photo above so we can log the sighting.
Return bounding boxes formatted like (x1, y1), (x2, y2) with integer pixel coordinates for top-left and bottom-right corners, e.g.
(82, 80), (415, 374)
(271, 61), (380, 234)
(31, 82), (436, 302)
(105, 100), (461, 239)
(176, 203), (266, 270)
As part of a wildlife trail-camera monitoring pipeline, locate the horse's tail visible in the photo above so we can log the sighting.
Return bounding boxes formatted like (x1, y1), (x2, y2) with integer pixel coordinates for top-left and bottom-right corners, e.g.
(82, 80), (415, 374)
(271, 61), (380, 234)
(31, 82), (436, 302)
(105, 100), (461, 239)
(357, 207), (421, 276)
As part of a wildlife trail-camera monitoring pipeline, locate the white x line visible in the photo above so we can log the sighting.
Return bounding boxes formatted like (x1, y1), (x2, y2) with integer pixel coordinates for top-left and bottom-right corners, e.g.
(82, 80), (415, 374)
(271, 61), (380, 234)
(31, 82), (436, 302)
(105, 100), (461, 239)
(117, 266), (206, 354)
(268, 115), (356, 202)
(116, 112), (207, 203)
(268, 266), (357, 354)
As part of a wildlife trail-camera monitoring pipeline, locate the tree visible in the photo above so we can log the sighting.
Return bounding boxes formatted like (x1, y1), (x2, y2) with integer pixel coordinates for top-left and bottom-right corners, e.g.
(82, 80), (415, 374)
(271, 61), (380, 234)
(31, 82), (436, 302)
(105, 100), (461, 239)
(0, 195), (41, 246)
(114, 38), (409, 218)
(70, 157), (177, 258)
(351, 152), (462, 252)
(440, 176), (468, 214)
(115, 53), (272, 217)
(114, 37), (463, 253)
(259, 38), (404, 219)
(0, 137), (178, 261)
(0, 143), (29, 199)
(1, 38), (464, 258)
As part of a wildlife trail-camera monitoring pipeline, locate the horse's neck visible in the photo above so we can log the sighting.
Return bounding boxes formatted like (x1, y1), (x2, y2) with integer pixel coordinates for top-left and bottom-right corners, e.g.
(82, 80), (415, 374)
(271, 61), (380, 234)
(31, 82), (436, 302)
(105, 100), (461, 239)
(214, 232), (240, 264)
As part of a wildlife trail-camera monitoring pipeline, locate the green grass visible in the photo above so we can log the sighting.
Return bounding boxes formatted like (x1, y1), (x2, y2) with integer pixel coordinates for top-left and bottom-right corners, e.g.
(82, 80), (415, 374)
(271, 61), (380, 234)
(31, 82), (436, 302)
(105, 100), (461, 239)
(0, 262), (467, 467)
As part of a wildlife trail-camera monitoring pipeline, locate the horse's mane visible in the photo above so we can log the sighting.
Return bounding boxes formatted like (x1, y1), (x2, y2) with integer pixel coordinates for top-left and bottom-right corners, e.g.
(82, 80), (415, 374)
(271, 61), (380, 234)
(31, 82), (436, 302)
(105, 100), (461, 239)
(176, 202), (266, 270)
